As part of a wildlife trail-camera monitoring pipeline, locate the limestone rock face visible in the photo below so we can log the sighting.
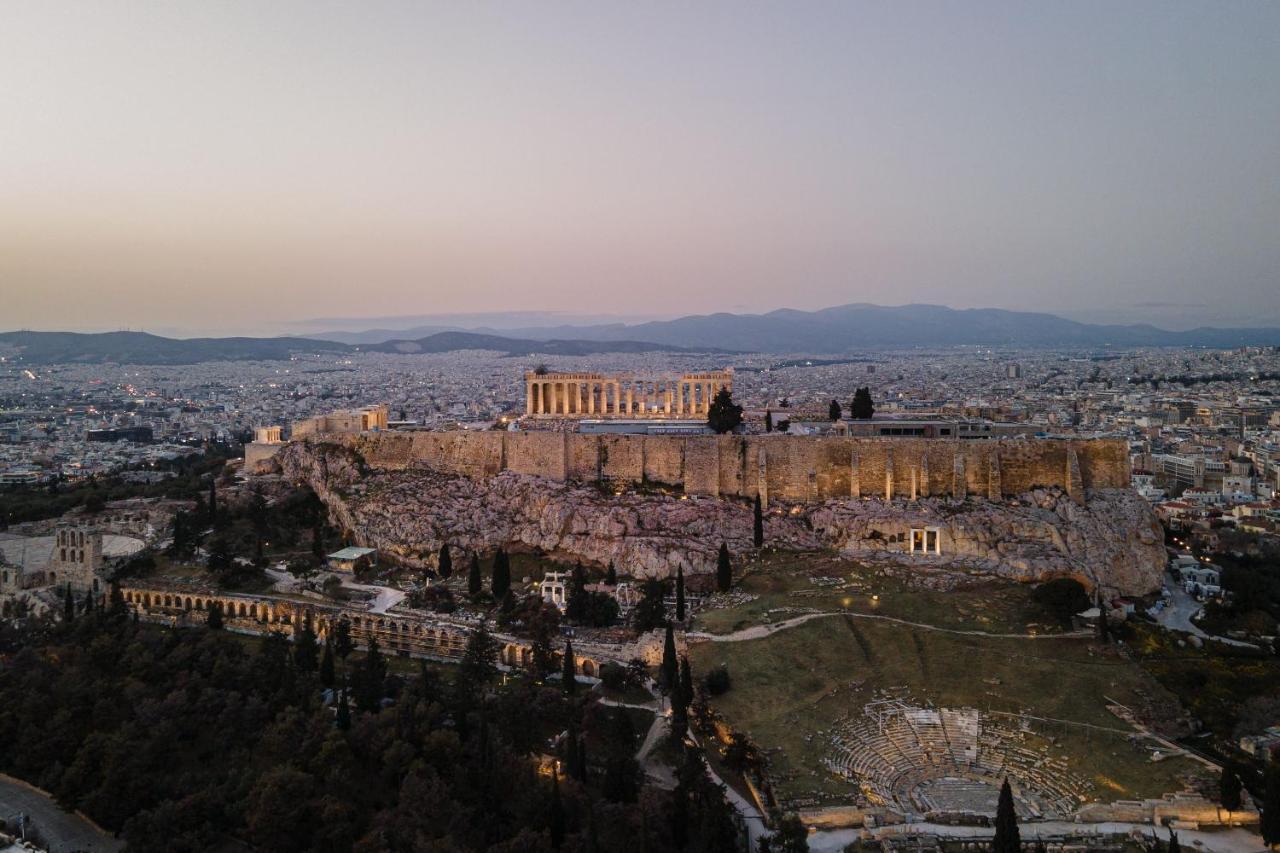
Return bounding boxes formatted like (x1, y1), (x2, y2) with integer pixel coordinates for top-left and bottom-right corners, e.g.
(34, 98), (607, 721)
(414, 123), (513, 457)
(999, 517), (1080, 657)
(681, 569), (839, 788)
(276, 441), (1164, 596)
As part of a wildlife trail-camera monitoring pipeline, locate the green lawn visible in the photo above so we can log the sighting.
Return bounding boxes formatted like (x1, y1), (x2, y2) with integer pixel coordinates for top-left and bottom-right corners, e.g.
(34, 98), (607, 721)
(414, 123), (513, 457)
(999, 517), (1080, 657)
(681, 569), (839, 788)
(687, 615), (1208, 809)
(694, 551), (1061, 637)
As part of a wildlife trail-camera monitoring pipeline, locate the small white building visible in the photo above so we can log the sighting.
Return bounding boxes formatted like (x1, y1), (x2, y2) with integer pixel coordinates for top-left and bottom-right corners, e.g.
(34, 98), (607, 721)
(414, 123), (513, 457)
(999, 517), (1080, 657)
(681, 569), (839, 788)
(540, 571), (570, 610)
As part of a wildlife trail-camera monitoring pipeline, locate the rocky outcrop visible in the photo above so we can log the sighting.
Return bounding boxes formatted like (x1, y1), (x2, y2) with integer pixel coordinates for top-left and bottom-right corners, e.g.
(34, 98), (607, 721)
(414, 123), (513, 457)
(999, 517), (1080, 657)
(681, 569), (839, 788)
(276, 440), (1164, 596)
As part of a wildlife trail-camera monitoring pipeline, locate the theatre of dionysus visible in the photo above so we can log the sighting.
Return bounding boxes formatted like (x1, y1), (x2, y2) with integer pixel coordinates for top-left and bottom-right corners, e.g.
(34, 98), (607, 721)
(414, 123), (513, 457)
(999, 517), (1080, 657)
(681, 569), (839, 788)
(524, 370), (733, 417)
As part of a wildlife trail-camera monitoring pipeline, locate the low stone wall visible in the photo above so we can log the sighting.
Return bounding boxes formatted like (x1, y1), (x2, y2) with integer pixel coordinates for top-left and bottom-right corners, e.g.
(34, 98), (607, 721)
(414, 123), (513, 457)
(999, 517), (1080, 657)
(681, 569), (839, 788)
(331, 432), (1129, 506)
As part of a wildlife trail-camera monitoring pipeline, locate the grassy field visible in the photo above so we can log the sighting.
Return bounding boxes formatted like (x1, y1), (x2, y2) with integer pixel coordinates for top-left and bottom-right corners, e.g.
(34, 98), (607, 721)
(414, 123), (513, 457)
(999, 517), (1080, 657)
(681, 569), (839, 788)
(687, 615), (1209, 809)
(693, 550), (1063, 637)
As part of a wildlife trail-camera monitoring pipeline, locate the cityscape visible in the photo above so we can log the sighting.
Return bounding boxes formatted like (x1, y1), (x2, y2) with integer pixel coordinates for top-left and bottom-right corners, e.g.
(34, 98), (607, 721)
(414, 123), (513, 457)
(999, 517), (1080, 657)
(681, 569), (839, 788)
(2, 3), (1280, 853)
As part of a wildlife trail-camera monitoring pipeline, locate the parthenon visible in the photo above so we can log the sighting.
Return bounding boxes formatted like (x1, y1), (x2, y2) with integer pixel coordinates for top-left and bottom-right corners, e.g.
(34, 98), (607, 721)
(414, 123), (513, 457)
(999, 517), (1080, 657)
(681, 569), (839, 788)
(524, 369), (733, 417)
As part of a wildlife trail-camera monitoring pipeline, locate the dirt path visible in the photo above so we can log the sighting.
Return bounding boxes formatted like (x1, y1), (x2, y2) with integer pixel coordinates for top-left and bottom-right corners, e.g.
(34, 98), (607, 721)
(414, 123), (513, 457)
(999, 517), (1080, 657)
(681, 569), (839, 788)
(0, 773), (122, 853)
(689, 610), (1093, 643)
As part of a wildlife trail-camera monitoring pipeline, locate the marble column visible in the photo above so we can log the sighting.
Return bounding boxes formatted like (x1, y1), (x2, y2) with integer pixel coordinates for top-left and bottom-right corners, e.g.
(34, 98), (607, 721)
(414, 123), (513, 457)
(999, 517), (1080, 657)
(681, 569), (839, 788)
(526, 382), (535, 415)
(626, 384), (634, 416)
(663, 382), (672, 415)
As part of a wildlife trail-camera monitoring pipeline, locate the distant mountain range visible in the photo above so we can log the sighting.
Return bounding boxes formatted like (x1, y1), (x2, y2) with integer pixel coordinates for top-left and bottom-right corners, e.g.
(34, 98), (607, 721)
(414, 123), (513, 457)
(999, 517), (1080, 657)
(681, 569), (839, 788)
(4, 304), (1279, 364)
(0, 330), (719, 365)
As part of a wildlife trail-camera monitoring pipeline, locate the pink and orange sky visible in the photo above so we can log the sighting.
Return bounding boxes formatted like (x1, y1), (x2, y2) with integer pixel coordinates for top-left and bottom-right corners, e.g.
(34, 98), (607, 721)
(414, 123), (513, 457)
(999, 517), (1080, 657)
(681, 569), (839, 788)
(2, 2), (1278, 335)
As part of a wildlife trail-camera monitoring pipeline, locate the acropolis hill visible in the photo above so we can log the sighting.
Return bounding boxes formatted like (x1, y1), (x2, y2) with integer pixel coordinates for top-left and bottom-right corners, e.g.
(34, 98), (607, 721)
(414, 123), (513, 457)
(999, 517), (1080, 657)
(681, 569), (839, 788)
(275, 430), (1165, 596)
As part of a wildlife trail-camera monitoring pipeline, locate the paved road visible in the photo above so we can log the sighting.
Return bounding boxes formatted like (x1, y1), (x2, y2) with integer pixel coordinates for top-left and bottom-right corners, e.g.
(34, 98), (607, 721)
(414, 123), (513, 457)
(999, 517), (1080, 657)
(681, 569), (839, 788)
(689, 610), (1092, 644)
(1154, 583), (1258, 649)
(809, 820), (1268, 853)
(0, 775), (122, 853)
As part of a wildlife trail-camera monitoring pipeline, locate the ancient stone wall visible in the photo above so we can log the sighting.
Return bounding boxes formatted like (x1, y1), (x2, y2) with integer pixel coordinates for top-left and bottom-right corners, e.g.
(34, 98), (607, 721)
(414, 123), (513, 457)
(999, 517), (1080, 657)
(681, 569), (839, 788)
(323, 432), (1129, 503)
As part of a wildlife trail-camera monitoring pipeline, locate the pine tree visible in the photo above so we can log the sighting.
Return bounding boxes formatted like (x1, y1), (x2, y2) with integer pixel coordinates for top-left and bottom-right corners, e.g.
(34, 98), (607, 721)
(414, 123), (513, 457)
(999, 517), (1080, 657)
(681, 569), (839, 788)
(562, 640), (576, 695)
(63, 585), (74, 622)
(716, 543), (732, 593)
(548, 768), (565, 850)
(319, 638), (335, 688)
(661, 622), (678, 691)
(828, 399), (842, 421)
(1220, 763), (1243, 812)
(993, 778), (1020, 853)
(491, 548), (511, 599)
(458, 622), (499, 691)
(706, 387), (743, 434)
(438, 543), (452, 579)
(294, 615), (319, 673)
(335, 686), (351, 731)
(207, 601), (223, 630)
(675, 566), (686, 622)
(605, 560), (617, 586)
(754, 493), (764, 548)
(1262, 756), (1280, 847)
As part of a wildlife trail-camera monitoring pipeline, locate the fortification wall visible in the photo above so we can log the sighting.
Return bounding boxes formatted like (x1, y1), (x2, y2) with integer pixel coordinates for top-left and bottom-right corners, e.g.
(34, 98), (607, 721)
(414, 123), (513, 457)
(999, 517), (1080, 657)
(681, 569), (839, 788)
(327, 432), (1129, 503)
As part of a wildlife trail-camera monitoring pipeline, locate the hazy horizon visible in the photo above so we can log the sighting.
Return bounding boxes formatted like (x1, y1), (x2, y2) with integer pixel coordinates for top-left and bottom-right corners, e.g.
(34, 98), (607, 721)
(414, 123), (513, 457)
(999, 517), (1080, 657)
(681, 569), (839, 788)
(3, 1), (1278, 336)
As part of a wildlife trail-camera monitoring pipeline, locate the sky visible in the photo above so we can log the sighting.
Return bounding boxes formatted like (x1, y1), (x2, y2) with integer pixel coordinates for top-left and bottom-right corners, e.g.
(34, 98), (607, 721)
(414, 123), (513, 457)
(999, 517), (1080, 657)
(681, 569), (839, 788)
(2, 1), (1278, 336)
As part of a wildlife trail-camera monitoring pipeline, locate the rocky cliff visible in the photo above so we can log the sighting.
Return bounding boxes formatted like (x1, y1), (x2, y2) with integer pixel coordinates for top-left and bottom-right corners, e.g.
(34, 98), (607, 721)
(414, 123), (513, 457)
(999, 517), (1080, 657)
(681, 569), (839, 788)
(276, 440), (1164, 596)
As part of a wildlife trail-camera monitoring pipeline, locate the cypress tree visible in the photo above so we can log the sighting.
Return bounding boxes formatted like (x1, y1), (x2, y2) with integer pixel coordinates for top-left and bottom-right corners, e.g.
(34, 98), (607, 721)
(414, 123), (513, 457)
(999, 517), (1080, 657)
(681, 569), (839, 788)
(1262, 756), (1280, 847)
(335, 687), (351, 731)
(491, 548), (510, 599)
(63, 585), (74, 621)
(576, 737), (588, 783)
(753, 493), (764, 548)
(1220, 763), (1243, 812)
(208, 478), (217, 522)
(333, 618), (353, 660)
(993, 778), (1020, 853)
(548, 768), (565, 850)
(675, 566), (686, 622)
(765, 410), (773, 433)
(468, 553), (482, 596)
(661, 622), (678, 691)
(319, 638), (335, 688)
(828, 399), (842, 421)
(207, 601), (223, 630)
(438, 542), (452, 579)
(82, 590), (94, 615)
(716, 543), (732, 593)
(294, 615), (319, 672)
(565, 720), (581, 779)
(1167, 830), (1181, 853)
(1098, 598), (1111, 642)
(562, 640), (576, 695)
(605, 560), (617, 586)
(679, 656), (693, 709)
(311, 522), (324, 562)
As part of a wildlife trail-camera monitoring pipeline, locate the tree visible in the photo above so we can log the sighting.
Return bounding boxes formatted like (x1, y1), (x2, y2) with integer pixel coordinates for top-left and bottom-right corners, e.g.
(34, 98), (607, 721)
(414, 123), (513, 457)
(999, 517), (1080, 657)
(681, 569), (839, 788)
(716, 543), (732, 593)
(491, 548), (511, 599)
(333, 618), (354, 660)
(679, 656), (693, 708)
(458, 622), (499, 692)
(437, 543), (452, 579)
(706, 388), (743, 435)
(993, 778), (1020, 853)
(468, 553), (482, 597)
(605, 561), (617, 586)
(294, 615), (319, 673)
(319, 639), (335, 688)
(565, 565), (589, 623)
(206, 601), (223, 630)
(631, 579), (667, 634)
(1262, 756), (1280, 846)
(562, 640), (576, 695)
(353, 635), (387, 713)
(754, 493), (764, 548)
(335, 687), (351, 731)
(660, 622), (678, 691)
(208, 477), (218, 522)
(675, 566), (686, 622)
(1220, 763), (1243, 812)
(63, 584), (74, 622)
(760, 814), (809, 853)
(765, 410), (774, 433)
(1098, 597), (1111, 642)
(548, 769), (565, 850)
(850, 387), (875, 420)
(828, 399), (842, 421)
(1167, 829), (1181, 853)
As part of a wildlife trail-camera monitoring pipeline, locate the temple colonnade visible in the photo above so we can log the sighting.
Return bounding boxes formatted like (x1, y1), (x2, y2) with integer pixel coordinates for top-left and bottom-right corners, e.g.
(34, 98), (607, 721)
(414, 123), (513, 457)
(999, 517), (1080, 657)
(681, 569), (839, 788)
(524, 370), (733, 417)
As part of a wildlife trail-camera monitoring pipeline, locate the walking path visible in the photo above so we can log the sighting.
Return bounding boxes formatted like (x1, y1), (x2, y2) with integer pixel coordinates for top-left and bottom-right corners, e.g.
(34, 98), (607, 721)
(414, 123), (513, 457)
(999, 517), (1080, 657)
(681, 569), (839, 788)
(1155, 583), (1259, 649)
(689, 610), (1092, 643)
(0, 774), (121, 853)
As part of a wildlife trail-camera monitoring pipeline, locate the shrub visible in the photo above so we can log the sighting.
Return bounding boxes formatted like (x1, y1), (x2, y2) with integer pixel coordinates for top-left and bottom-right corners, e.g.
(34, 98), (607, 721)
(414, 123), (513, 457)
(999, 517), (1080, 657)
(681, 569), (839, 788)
(704, 665), (731, 696)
